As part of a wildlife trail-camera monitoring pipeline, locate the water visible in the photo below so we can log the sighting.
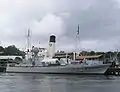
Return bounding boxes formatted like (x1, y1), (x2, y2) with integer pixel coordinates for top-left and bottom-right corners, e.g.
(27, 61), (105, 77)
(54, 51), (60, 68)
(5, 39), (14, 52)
(0, 73), (120, 92)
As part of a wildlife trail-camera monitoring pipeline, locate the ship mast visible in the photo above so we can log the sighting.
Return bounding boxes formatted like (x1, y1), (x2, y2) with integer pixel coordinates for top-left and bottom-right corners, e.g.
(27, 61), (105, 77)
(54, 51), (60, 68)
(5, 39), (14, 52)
(76, 24), (80, 56)
(27, 29), (31, 52)
(73, 24), (80, 60)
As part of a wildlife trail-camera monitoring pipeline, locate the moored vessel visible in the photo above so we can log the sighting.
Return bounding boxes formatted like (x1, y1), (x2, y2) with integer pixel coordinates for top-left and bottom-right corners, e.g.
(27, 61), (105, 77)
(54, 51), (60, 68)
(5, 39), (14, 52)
(5, 33), (110, 74)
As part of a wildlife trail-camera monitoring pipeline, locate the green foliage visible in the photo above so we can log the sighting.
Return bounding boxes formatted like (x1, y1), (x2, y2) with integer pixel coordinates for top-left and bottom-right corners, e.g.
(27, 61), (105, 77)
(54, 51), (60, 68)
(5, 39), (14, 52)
(0, 46), (4, 51)
(0, 45), (25, 58)
(0, 45), (120, 60)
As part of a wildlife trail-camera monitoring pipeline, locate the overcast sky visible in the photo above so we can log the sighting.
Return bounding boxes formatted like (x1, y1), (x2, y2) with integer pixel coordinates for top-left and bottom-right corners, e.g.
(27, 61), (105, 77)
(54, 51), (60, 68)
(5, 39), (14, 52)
(0, 0), (120, 52)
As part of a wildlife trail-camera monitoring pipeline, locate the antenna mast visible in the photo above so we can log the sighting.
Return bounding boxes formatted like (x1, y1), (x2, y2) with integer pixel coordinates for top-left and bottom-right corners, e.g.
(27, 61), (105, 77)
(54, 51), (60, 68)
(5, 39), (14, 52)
(76, 24), (80, 56)
(27, 29), (31, 52)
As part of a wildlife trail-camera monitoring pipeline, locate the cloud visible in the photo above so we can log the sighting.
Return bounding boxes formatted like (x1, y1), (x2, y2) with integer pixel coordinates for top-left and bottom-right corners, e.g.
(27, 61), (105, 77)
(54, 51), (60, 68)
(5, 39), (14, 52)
(30, 14), (65, 37)
(0, 0), (120, 52)
(63, 0), (120, 51)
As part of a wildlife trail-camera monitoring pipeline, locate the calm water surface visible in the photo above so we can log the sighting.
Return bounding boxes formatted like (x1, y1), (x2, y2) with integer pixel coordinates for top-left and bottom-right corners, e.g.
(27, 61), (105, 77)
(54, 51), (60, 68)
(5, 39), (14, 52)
(0, 73), (120, 92)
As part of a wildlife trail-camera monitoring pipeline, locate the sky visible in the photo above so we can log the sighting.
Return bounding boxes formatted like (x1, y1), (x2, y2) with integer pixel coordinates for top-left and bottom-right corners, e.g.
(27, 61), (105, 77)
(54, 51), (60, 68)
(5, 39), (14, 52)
(0, 0), (120, 52)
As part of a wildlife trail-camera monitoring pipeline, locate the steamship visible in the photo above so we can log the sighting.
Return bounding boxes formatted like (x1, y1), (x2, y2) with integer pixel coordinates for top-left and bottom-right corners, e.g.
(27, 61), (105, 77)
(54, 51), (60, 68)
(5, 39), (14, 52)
(6, 35), (110, 74)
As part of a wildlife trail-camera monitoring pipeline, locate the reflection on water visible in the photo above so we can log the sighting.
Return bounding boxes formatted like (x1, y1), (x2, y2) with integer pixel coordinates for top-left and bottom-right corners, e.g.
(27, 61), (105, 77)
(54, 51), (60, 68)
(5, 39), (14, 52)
(0, 73), (120, 92)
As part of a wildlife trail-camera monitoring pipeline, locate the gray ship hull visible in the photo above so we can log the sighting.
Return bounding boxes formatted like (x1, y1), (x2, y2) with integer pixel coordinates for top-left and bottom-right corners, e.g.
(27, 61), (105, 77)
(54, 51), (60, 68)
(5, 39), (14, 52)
(6, 64), (110, 74)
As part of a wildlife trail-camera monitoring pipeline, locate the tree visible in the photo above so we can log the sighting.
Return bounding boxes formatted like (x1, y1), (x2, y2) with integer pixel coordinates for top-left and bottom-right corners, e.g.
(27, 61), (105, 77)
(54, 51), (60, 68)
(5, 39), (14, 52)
(89, 51), (95, 55)
(4, 45), (19, 55)
(0, 46), (4, 54)
(3, 45), (25, 58)
(96, 52), (105, 55)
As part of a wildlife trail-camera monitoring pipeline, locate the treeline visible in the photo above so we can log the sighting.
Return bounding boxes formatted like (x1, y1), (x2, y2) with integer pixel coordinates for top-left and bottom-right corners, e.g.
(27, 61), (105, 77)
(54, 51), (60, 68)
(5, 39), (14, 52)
(0, 45), (25, 58)
(80, 51), (119, 58)
(0, 45), (120, 60)
(57, 50), (120, 60)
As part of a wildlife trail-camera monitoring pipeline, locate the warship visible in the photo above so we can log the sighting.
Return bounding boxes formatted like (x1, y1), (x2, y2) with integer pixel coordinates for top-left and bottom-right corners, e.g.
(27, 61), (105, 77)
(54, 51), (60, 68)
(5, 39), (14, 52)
(5, 35), (110, 74)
